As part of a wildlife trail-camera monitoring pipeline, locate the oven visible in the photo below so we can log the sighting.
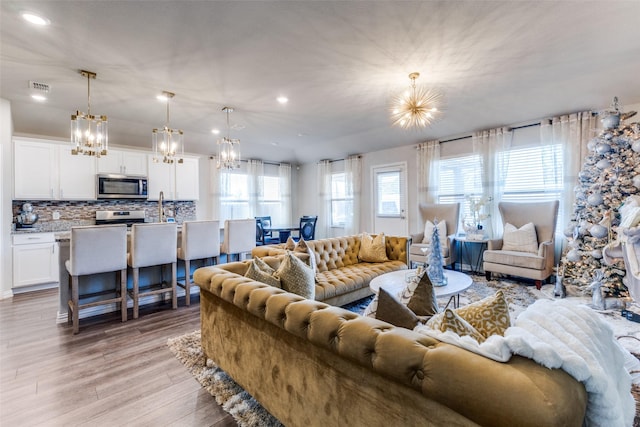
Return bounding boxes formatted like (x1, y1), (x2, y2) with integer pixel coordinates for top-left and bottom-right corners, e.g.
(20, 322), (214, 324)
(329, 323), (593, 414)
(97, 174), (148, 199)
(95, 210), (146, 227)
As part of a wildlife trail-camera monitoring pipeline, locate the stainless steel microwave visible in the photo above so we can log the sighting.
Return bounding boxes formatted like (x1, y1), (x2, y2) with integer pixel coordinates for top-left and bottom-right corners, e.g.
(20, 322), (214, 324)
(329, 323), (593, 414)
(96, 174), (148, 199)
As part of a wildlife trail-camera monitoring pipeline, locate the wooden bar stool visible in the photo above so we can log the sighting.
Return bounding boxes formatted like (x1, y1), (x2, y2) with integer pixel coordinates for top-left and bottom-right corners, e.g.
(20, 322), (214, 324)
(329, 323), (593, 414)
(177, 220), (220, 305)
(127, 223), (178, 319)
(66, 224), (128, 334)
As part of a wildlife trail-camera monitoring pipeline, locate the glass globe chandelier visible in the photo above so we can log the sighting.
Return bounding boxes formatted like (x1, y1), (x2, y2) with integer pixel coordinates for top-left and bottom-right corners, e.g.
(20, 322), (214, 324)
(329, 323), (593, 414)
(216, 106), (241, 170)
(152, 91), (184, 164)
(390, 72), (442, 129)
(70, 70), (108, 157)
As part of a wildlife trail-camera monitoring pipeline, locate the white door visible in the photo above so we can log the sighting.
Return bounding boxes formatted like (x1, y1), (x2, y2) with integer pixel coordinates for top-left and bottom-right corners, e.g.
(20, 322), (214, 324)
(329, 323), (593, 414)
(372, 163), (408, 236)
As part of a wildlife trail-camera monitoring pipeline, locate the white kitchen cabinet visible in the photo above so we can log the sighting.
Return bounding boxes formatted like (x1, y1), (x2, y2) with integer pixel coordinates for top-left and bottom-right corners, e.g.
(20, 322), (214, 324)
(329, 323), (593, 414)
(58, 145), (97, 199)
(147, 155), (199, 201)
(12, 233), (59, 288)
(14, 139), (57, 199)
(175, 157), (200, 200)
(97, 149), (148, 176)
(14, 138), (96, 200)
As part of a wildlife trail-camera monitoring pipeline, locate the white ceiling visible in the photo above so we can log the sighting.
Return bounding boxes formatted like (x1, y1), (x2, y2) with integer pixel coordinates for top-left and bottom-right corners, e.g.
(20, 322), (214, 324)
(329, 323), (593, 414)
(2, 1), (640, 165)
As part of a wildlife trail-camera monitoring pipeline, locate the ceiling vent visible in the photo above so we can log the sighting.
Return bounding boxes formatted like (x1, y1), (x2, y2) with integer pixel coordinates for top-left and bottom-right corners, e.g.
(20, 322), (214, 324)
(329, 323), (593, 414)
(29, 81), (50, 93)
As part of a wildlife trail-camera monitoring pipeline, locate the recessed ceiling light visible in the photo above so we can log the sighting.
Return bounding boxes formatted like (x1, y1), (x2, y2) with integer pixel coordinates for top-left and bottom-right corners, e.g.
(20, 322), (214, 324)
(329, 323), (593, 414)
(31, 94), (47, 102)
(21, 12), (50, 26)
(277, 96), (288, 104)
(211, 129), (220, 135)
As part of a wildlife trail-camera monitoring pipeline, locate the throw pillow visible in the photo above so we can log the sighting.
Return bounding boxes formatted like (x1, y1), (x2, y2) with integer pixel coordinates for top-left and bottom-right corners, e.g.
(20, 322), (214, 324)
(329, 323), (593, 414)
(244, 258), (281, 288)
(358, 232), (389, 263)
(439, 309), (486, 343)
(407, 272), (441, 317)
(284, 236), (296, 251)
(501, 222), (538, 254)
(426, 290), (511, 339)
(294, 238), (317, 272)
(375, 288), (420, 330)
(422, 219), (448, 246)
(275, 251), (316, 299)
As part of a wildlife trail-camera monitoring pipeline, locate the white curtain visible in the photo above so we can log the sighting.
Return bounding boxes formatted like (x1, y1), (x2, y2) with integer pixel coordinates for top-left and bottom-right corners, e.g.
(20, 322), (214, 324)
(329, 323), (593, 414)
(540, 111), (595, 230)
(317, 160), (332, 239)
(417, 140), (440, 205)
(344, 155), (362, 235)
(278, 163), (292, 225)
(247, 160), (263, 216)
(472, 127), (513, 238)
(209, 157), (221, 220)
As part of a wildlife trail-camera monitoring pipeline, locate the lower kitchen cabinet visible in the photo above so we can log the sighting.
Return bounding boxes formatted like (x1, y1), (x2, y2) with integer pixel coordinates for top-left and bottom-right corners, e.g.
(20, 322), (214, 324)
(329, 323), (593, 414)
(12, 233), (59, 288)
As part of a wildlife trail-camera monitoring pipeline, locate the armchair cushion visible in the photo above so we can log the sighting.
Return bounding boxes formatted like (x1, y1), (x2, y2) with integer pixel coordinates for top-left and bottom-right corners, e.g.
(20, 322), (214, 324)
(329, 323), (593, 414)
(422, 220), (447, 246)
(502, 222), (538, 254)
(410, 242), (449, 258)
(483, 250), (546, 270)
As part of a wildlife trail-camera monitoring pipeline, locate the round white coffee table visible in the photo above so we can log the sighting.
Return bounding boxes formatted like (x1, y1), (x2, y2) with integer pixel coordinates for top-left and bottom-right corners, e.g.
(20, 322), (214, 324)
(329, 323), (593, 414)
(369, 269), (472, 309)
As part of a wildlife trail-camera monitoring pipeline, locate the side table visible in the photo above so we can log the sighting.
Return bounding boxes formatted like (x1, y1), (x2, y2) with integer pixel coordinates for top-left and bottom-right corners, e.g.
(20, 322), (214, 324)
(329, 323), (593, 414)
(455, 236), (489, 274)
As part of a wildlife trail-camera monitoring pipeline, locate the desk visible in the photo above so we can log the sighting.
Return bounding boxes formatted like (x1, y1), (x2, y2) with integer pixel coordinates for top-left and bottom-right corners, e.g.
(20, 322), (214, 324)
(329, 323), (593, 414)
(264, 226), (300, 243)
(455, 236), (489, 274)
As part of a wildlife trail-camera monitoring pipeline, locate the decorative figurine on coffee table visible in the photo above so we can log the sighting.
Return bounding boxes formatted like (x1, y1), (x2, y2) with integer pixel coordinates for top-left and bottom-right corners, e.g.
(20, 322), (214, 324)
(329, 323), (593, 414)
(427, 219), (447, 287)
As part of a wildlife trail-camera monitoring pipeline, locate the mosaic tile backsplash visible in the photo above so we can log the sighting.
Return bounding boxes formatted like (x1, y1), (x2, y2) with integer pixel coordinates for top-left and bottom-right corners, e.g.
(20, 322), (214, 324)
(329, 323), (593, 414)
(12, 200), (196, 232)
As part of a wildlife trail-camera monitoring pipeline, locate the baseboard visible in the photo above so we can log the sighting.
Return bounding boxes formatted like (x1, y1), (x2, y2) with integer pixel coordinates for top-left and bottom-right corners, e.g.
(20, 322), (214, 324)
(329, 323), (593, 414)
(1, 289), (14, 300)
(55, 285), (200, 324)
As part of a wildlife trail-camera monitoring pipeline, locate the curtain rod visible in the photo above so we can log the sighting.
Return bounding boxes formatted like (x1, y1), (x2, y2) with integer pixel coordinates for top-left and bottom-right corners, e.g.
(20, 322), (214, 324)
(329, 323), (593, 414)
(208, 156), (287, 166)
(438, 122), (541, 144)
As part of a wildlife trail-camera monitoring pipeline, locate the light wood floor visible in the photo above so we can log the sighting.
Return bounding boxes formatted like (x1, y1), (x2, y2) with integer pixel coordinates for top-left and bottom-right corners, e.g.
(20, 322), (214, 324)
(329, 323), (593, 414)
(0, 288), (237, 426)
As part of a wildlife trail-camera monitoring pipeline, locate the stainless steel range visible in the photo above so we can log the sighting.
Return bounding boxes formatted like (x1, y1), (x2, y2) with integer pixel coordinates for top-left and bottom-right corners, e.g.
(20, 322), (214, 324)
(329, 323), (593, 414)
(95, 210), (146, 227)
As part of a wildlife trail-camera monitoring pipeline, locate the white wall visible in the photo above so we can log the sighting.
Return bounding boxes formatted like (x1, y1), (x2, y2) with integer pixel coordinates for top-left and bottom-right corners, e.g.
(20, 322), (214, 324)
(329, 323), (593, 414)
(1, 98), (14, 299)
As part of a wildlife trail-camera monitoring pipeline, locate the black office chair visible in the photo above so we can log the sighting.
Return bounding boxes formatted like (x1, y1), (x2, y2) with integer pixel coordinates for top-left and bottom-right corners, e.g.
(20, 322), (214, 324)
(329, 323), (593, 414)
(295, 216), (318, 241)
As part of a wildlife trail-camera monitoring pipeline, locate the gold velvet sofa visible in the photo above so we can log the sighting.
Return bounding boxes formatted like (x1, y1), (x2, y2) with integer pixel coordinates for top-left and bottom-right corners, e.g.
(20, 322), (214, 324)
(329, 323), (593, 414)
(193, 262), (587, 427)
(251, 234), (410, 306)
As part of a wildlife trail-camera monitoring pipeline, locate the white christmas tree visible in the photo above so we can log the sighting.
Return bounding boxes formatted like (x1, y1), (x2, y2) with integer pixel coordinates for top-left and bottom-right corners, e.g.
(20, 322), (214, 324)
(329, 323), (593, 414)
(561, 97), (640, 298)
(427, 219), (447, 286)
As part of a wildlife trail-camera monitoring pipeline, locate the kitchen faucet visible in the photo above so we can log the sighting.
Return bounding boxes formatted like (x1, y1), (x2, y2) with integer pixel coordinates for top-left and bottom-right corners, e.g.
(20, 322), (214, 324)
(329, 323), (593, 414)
(158, 191), (164, 222)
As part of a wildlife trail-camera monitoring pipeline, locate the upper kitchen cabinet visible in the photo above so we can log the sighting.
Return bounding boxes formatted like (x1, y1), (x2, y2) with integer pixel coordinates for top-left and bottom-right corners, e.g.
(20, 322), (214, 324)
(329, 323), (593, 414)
(14, 138), (97, 200)
(147, 155), (199, 201)
(97, 148), (147, 176)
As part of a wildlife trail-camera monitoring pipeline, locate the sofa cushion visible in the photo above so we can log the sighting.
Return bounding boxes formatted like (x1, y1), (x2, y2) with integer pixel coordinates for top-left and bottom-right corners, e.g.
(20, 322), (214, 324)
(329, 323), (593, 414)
(410, 242), (449, 258)
(427, 291), (511, 339)
(314, 260), (406, 301)
(245, 258), (281, 288)
(502, 222), (538, 254)
(439, 308), (486, 342)
(422, 219), (447, 246)
(375, 287), (420, 329)
(359, 232), (389, 263)
(483, 250), (545, 270)
(275, 251), (316, 299)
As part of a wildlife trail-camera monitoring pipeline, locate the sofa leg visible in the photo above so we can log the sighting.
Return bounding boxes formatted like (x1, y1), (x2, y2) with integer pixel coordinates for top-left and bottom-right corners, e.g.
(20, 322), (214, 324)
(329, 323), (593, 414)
(535, 280), (542, 290)
(485, 271), (491, 281)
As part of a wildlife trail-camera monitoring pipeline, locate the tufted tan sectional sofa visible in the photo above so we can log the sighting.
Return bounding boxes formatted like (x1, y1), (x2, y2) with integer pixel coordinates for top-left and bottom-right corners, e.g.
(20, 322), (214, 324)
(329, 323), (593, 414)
(251, 234), (410, 306)
(193, 264), (587, 426)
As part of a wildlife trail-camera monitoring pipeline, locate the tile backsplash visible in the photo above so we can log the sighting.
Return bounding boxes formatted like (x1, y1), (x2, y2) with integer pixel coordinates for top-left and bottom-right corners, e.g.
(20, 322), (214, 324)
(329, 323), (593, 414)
(12, 200), (196, 231)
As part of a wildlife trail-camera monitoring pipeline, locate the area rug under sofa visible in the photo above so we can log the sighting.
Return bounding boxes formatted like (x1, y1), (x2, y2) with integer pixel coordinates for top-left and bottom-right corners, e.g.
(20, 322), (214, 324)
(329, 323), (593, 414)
(168, 276), (640, 427)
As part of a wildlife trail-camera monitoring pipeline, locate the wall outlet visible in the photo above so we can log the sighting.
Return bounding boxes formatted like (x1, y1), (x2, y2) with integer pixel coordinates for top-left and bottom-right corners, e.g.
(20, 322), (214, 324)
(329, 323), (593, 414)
(52, 211), (60, 220)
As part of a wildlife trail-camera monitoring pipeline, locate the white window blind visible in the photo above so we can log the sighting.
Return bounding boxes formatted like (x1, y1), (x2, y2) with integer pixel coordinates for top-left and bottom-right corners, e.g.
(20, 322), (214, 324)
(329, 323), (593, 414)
(438, 154), (483, 225)
(331, 172), (347, 227)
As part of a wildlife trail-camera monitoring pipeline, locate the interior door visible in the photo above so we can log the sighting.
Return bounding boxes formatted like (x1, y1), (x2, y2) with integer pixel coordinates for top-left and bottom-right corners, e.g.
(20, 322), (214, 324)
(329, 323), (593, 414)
(372, 163), (408, 236)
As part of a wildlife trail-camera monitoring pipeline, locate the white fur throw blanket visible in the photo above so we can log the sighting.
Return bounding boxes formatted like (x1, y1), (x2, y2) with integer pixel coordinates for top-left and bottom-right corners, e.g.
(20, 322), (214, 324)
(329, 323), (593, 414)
(415, 299), (636, 427)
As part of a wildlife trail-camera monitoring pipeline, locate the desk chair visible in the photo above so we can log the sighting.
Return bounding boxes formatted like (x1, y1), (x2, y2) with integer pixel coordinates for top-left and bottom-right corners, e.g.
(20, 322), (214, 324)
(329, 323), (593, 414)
(177, 220), (220, 306)
(128, 223), (178, 319)
(66, 224), (127, 334)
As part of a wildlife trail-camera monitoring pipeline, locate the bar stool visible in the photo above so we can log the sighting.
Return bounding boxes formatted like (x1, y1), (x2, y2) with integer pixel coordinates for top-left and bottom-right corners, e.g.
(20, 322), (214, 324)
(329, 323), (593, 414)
(128, 223), (178, 319)
(221, 219), (256, 262)
(177, 220), (220, 306)
(66, 224), (127, 334)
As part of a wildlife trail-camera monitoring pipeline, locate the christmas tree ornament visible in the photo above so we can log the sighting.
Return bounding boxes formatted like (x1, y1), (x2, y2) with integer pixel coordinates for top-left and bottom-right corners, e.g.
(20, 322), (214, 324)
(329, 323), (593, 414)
(591, 249), (603, 259)
(596, 159), (612, 170)
(587, 193), (603, 206)
(589, 224), (608, 239)
(566, 249), (581, 262)
(598, 97), (621, 130)
(631, 140), (640, 153)
(603, 132), (613, 140)
(595, 143), (612, 154)
(563, 224), (576, 238)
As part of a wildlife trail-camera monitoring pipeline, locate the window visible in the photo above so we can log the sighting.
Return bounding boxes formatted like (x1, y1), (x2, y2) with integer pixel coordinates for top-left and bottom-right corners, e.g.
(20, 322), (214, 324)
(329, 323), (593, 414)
(331, 172), (348, 227)
(259, 175), (282, 219)
(220, 172), (250, 221)
(375, 170), (401, 216)
(438, 153), (483, 225)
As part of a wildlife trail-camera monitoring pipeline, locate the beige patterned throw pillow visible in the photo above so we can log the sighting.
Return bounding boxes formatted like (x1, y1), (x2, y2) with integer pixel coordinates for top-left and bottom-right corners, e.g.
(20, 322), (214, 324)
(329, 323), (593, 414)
(426, 291), (510, 339)
(294, 238), (317, 273)
(275, 251), (316, 299)
(358, 232), (389, 263)
(245, 258), (281, 288)
(501, 222), (538, 254)
(440, 309), (486, 343)
(284, 236), (296, 251)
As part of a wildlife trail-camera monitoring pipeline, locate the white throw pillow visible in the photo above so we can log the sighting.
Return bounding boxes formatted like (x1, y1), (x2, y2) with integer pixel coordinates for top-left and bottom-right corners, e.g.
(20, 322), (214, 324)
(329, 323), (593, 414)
(502, 222), (538, 254)
(422, 220), (447, 246)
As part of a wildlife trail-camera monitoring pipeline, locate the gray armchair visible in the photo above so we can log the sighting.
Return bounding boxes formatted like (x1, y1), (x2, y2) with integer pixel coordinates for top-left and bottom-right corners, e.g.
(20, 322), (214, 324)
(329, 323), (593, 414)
(483, 201), (559, 288)
(409, 203), (460, 267)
